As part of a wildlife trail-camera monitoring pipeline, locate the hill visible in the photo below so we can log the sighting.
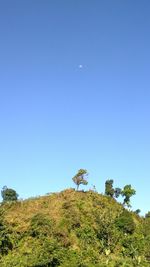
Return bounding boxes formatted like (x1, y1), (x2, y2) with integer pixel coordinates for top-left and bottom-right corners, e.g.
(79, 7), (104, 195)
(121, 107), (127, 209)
(0, 189), (149, 267)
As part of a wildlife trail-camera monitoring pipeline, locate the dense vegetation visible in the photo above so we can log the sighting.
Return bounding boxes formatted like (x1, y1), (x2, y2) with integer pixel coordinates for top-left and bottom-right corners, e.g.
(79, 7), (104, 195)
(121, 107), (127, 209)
(0, 171), (149, 266)
(0, 184), (150, 266)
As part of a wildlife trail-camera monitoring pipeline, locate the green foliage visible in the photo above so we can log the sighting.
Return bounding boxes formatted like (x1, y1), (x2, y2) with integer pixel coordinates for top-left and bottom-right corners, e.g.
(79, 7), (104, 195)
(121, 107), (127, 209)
(0, 237), (65, 267)
(134, 209), (141, 215)
(0, 189), (149, 266)
(0, 209), (13, 255)
(76, 225), (97, 245)
(29, 213), (53, 237)
(105, 180), (114, 197)
(121, 185), (136, 207)
(72, 169), (88, 190)
(105, 181), (121, 199)
(115, 210), (135, 234)
(114, 188), (122, 199)
(1, 186), (18, 202)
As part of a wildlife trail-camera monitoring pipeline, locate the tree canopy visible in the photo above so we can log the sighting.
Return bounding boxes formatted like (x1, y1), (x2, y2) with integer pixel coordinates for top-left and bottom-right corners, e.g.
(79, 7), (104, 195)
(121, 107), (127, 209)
(121, 185), (136, 207)
(72, 169), (88, 190)
(1, 186), (18, 202)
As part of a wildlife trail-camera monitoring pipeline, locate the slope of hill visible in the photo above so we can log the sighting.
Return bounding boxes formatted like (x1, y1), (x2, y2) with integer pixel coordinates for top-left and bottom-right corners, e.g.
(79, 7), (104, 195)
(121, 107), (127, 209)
(0, 189), (149, 267)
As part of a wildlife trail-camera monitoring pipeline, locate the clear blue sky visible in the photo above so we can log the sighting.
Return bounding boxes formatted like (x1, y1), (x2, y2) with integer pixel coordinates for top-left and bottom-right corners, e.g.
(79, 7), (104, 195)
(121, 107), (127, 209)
(0, 0), (149, 214)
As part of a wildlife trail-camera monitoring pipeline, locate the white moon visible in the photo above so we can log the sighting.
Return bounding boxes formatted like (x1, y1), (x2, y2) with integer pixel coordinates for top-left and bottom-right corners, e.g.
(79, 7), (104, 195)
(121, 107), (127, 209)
(78, 64), (83, 69)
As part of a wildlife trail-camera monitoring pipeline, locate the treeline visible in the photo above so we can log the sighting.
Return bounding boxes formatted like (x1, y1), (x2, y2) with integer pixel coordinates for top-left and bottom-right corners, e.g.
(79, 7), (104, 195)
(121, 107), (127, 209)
(1, 169), (149, 217)
(72, 169), (147, 215)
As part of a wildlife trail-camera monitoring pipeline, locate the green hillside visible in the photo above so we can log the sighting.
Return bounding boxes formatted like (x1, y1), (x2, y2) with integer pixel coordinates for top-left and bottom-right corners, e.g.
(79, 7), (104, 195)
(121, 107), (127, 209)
(0, 189), (149, 267)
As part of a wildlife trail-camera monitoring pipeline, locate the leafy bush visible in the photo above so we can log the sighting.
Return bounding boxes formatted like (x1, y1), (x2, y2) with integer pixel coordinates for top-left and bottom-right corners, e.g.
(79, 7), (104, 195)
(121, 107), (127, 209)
(29, 213), (53, 237)
(115, 210), (135, 234)
(0, 210), (13, 255)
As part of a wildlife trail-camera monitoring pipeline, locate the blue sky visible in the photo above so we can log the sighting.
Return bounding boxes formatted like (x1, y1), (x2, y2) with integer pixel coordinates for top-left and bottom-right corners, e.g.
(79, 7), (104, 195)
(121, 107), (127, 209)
(0, 0), (150, 214)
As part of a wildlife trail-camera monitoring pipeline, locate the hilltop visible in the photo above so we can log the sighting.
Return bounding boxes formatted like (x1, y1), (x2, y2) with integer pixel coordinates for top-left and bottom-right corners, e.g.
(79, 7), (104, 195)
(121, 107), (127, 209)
(0, 189), (150, 267)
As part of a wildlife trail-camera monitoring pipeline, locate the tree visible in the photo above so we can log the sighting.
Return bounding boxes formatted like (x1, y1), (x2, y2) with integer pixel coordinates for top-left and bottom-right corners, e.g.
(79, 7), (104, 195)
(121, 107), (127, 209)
(134, 209), (141, 215)
(72, 169), (88, 191)
(114, 187), (122, 199)
(105, 179), (114, 197)
(1, 186), (18, 202)
(121, 185), (136, 207)
(115, 209), (135, 234)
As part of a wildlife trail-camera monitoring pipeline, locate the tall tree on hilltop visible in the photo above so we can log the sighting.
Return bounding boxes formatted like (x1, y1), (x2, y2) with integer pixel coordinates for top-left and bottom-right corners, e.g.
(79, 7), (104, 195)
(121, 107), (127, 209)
(105, 179), (114, 197)
(72, 169), (88, 191)
(121, 184), (136, 207)
(105, 180), (121, 199)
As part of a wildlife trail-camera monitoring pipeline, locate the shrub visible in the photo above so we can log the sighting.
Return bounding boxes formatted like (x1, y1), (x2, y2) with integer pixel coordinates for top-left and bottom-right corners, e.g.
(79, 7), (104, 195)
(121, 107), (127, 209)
(29, 213), (53, 237)
(115, 210), (135, 234)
